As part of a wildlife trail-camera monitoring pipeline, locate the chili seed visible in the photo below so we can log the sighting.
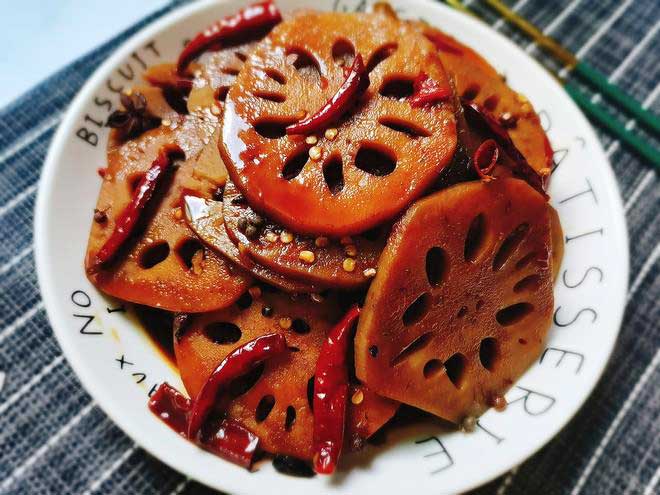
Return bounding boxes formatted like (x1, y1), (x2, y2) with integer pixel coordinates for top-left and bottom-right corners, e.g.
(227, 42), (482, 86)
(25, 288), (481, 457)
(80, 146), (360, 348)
(162, 119), (172, 127)
(261, 305), (273, 317)
(344, 244), (357, 257)
(279, 317), (292, 329)
(93, 209), (107, 224)
(351, 389), (364, 405)
(173, 208), (183, 220)
(314, 236), (329, 248)
(308, 146), (322, 161)
(265, 231), (278, 242)
(363, 268), (377, 278)
(324, 128), (338, 140)
(299, 250), (315, 264)
(342, 258), (356, 272)
(492, 395), (507, 411)
(305, 135), (318, 145)
(280, 231), (293, 243)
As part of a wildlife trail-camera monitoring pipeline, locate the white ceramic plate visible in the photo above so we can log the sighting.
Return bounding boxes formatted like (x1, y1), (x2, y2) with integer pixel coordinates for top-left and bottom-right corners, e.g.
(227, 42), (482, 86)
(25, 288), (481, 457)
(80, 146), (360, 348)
(34, 0), (629, 493)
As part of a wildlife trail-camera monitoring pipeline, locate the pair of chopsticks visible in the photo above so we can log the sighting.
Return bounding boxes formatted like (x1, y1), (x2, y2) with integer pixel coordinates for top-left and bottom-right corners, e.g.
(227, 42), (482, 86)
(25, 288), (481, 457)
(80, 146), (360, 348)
(441, 0), (660, 169)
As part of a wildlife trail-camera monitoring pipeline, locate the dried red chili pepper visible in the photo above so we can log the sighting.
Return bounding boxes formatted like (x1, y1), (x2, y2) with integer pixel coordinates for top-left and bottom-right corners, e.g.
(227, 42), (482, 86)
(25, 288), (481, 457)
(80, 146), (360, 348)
(149, 382), (260, 469)
(187, 333), (288, 439)
(424, 30), (464, 55)
(462, 101), (546, 194)
(472, 139), (499, 179)
(312, 304), (361, 474)
(176, 0), (282, 74)
(90, 144), (181, 272)
(286, 54), (369, 136)
(409, 72), (452, 108)
(149, 382), (191, 437)
(200, 418), (260, 469)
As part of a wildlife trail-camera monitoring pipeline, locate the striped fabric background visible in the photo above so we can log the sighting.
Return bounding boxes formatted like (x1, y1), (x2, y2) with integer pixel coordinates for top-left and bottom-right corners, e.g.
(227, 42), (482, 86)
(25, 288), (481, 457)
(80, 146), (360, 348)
(0, 0), (657, 493)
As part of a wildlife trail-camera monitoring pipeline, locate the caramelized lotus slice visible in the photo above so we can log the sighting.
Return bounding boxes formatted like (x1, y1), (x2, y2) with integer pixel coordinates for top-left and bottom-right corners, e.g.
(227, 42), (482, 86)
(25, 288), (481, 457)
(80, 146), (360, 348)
(86, 115), (250, 312)
(175, 291), (398, 459)
(184, 195), (321, 293)
(221, 11), (457, 236)
(413, 23), (552, 180)
(222, 181), (385, 289)
(355, 178), (554, 422)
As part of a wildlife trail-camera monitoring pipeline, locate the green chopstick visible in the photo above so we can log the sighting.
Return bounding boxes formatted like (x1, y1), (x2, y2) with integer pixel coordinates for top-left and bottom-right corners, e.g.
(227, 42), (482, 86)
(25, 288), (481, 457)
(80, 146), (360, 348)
(566, 82), (660, 168)
(481, 0), (660, 136)
(439, 0), (660, 169)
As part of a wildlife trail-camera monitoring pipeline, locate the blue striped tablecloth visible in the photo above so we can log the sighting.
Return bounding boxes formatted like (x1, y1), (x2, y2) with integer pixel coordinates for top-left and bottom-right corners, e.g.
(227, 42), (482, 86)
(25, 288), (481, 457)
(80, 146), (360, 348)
(0, 1), (658, 493)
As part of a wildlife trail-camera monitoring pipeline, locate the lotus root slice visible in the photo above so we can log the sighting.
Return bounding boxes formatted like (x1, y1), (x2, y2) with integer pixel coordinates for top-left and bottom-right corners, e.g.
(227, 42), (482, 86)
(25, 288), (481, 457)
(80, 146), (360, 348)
(355, 178), (554, 422)
(174, 291), (398, 460)
(221, 10), (457, 236)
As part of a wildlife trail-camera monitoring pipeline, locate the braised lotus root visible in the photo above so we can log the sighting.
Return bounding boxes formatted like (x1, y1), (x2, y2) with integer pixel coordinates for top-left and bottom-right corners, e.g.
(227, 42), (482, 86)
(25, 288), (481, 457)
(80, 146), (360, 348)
(86, 113), (250, 312)
(174, 291), (398, 459)
(222, 181), (386, 289)
(221, 11), (457, 236)
(355, 178), (554, 422)
(183, 195), (321, 293)
(413, 23), (552, 182)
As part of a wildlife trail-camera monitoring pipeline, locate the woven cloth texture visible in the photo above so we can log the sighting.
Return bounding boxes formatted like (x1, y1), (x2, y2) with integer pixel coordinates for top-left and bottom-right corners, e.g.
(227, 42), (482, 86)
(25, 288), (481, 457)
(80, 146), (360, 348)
(0, 0), (658, 494)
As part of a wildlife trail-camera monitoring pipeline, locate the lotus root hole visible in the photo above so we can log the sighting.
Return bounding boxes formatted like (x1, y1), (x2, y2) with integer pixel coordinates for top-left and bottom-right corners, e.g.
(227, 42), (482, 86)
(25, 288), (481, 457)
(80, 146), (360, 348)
(281, 147), (309, 180)
(254, 116), (298, 139)
(483, 94), (500, 111)
(479, 337), (499, 371)
(332, 38), (355, 66)
(391, 332), (432, 367)
(236, 291), (253, 310)
(306, 376), (315, 411)
(230, 363), (265, 397)
(204, 321), (242, 345)
(255, 394), (276, 423)
(291, 318), (311, 334)
(493, 223), (530, 271)
(366, 43), (397, 73)
(444, 353), (466, 388)
(253, 90), (287, 103)
(462, 84), (480, 101)
(215, 86), (230, 102)
(515, 251), (539, 270)
(496, 302), (534, 326)
(175, 237), (204, 270)
(287, 47), (322, 82)
(378, 116), (431, 138)
(138, 241), (170, 269)
(423, 359), (443, 379)
(513, 274), (542, 293)
(285, 405), (296, 431)
(402, 293), (431, 326)
(425, 247), (449, 287)
(464, 213), (488, 263)
(264, 68), (286, 85)
(379, 76), (415, 99)
(322, 154), (345, 194)
(355, 143), (397, 176)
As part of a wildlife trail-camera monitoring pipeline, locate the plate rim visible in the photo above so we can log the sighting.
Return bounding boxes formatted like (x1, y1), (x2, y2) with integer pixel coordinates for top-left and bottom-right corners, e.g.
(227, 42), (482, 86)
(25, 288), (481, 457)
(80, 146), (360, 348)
(34, 0), (630, 493)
